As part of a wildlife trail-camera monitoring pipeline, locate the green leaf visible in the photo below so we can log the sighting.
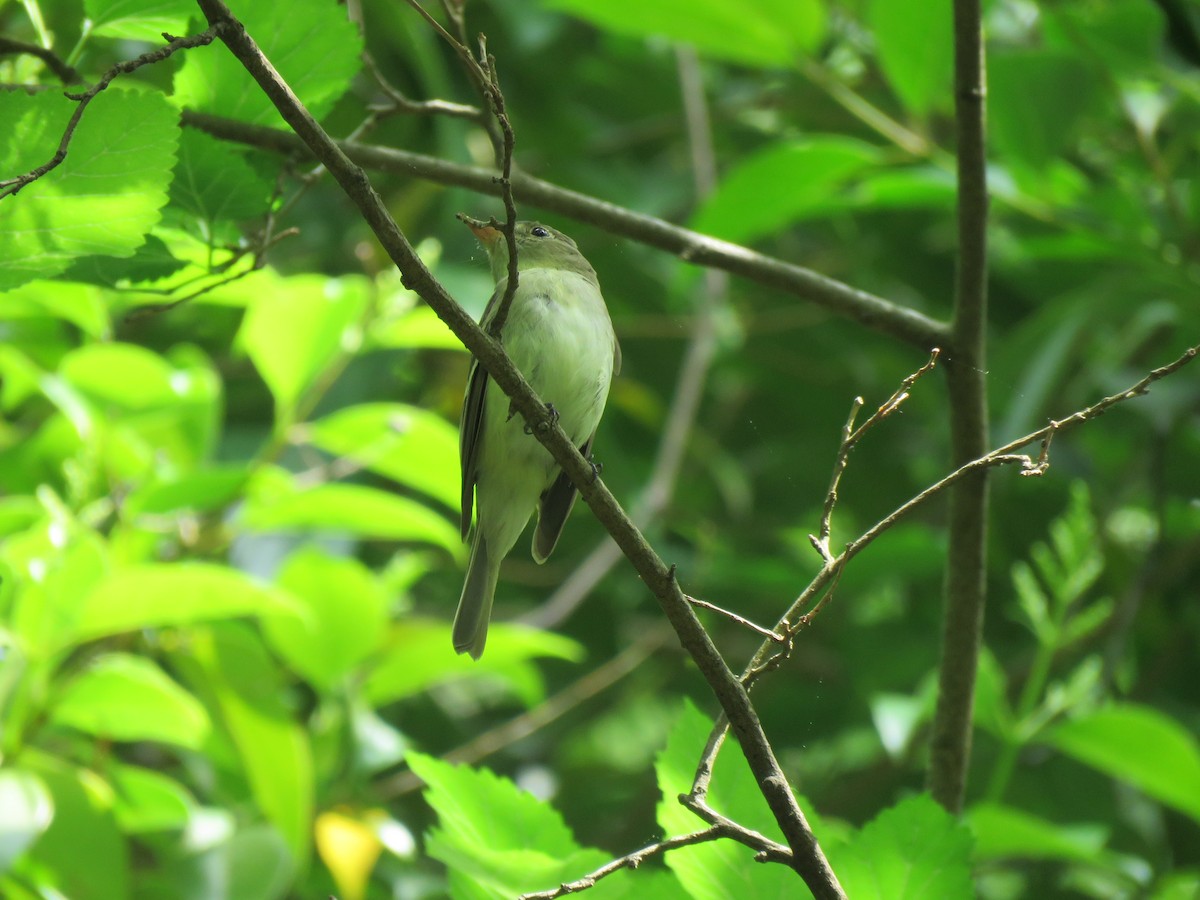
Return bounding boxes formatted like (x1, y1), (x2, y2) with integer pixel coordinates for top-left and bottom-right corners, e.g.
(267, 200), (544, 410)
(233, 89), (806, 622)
(1044, 704), (1200, 823)
(172, 0), (361, 125)
(693, 138), (881, 244)
(0, 90), (179, 291)
(655, 699), (796, 899)
(544, 0), (825, 68)
(241, 479), (461, 553)
(71, 563), (303, 645)
(867, 0), (953, 116)
(6, 521), (108, 657)
(989, 51), (1098, 170)
(262, 547), (389, 690)
(189, 624), (313, 867)
(408, 752), (622, 898)
(368, 305), (465, 351)
(124, 465), (249, 516)
(0, 280), (110, 338)
(50, 653), (210, 748)
(20, 756), (130, 900)
(363, 619), (583, 708)
(968, 802), (1107, 864)
(0, 769), (53, 875)
(85, 0), (195, 40)
(307, 403), (461, 509)
(59, 233), (188, 287)
(237, 274), (369, 423)
(109, 764), (193, 833)
(170, 130), (272, 232)
(826, 794), (974, 899)
(58, 342), (180, 411)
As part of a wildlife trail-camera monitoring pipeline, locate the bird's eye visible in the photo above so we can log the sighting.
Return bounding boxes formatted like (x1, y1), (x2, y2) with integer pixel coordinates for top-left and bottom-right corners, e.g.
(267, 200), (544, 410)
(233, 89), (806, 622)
(530, 225), (549, 238)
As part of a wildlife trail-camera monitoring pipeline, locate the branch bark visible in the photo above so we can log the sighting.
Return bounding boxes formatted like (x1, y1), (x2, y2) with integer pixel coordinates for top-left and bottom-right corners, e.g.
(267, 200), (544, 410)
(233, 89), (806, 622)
(190, 1), (842, 895)
(930, 0), (991, 812)
(180, 110), (948, 351)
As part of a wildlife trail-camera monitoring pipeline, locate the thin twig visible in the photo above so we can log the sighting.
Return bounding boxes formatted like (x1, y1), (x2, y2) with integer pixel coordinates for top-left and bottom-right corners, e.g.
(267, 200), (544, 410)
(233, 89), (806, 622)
(686, 596), (787, 643)
(360, 49), (483, 122)
(812, 349), (941, 558)
(400, 0), (520, 332)
(0, 28), (223, 198)
(519, 828), (725, 900)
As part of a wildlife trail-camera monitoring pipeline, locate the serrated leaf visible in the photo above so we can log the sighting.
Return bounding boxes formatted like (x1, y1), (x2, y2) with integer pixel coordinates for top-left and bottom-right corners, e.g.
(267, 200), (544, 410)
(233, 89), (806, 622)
(826, 794), (974, 899)
(1045, 704), (1200, 823)
(50, 653), (210, 748)
(0, 90), (179, 291)
(170, 130), (272, 231)
(409, 752), (657, 898)
(172, 0), (361, 126)
(307, 403), (460, 509)
(85, 0), (194, 40)
(655, 700), (797, 899)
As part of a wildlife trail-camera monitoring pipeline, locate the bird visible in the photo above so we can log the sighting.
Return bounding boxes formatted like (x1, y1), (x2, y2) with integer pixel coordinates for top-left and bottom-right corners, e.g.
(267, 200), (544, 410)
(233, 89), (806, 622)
(453, 216), (620, 659)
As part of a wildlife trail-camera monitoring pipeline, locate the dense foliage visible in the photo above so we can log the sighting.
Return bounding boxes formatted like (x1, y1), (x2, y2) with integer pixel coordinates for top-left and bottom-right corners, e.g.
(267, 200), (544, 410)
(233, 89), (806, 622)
(1, 0), (1198, 898)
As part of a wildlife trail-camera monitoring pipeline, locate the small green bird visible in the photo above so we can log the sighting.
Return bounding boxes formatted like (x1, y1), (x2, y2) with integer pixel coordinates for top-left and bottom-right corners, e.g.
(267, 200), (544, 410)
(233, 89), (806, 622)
(454, 217), (620, 659)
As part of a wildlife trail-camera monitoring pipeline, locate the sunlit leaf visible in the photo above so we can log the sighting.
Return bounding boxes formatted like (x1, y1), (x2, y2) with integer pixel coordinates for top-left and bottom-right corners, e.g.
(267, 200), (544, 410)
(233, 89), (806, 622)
(172, 0), (361, 125)
(50, 653), (210, 748)
(0, 90), (179, 291)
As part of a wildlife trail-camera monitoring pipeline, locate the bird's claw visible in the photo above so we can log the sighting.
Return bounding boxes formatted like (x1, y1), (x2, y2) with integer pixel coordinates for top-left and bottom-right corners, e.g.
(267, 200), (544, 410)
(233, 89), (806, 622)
(523, 402), (559, 435)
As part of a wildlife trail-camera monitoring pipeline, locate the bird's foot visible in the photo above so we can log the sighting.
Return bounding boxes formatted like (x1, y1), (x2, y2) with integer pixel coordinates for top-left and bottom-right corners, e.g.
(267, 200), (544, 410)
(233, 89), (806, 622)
(587, 452), (603, 483)
(523, 402), (559, 435)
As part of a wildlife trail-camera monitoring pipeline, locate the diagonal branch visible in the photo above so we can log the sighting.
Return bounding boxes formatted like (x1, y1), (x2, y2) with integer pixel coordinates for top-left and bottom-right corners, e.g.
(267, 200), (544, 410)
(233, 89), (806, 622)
(190, 2), (842, 895)
(179, 111), (949, 350)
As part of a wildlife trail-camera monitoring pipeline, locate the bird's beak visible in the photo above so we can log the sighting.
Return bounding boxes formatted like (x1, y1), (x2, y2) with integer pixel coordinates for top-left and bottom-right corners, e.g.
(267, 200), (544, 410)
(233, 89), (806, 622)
(457, 213), (502, 248)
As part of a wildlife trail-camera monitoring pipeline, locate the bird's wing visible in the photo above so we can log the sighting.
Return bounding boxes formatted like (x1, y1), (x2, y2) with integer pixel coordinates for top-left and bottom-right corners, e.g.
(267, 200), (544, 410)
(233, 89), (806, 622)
(532, 432), (594, 564)
(459, 284), (506, 540)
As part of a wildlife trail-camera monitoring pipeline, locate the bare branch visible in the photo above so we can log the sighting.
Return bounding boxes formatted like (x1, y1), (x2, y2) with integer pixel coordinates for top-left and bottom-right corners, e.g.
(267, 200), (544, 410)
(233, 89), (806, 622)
(0, 36), (81, 84)
(518, 828), (726, 900)
(686, 596), (787, 643)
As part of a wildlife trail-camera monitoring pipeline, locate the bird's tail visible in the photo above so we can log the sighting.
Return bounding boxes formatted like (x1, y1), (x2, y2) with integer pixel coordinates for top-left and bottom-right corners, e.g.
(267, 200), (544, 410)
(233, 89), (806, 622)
(453, 533), (499, 660)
